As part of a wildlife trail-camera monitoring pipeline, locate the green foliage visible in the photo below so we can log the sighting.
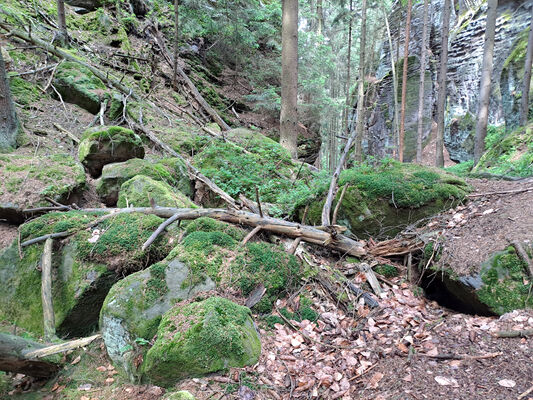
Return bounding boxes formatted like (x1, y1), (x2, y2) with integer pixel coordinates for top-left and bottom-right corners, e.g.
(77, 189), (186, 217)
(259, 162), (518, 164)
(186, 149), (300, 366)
(374, 264), (399, 278)
(445, 160), (474, 177)
(485, 125), (507, 149)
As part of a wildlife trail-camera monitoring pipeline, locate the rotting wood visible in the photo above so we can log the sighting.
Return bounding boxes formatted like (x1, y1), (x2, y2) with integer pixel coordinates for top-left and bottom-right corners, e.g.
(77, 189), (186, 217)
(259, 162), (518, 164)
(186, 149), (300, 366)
(468, 187), (533, 198)
(0, 333), (60, 378)
(495, 329), (533, 338)
(24, 334), (101, 358)
(357, 262), (382, 295)
(509, 240), (533, 279)
(41, 238), (55, 341)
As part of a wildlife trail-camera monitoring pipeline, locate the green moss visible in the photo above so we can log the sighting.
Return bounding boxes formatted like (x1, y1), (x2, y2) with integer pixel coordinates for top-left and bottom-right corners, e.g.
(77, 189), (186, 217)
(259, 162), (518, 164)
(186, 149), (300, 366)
(477, 246), (533, 315)
(504, 29), (530, 70)
(117, 175), (195, 208)
(8, 77), (42, 105)
(374, 264), (399, 278)
(19, 210), (98, 241)
(184, 217), (244, 241)
(142, 297), (261, 384)
(145, 262), (169, 303)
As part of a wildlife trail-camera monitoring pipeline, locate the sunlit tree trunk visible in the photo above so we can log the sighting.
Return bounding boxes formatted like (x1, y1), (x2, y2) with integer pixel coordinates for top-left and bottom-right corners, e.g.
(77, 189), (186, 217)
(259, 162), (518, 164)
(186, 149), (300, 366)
(280, 0), (299, 159)
(435, 0), (452, 167)
(520, 15), (533, 126)
(354, 0), (367, 162)
(474, 0), (498, 165)
(416, 0), (430, 163)
(344, 0), (353, 137)
(317, 0), (324, 36)
(383, 8), (400, 160)
(399, 0), (413, 163)
(0, 47), (18, 151)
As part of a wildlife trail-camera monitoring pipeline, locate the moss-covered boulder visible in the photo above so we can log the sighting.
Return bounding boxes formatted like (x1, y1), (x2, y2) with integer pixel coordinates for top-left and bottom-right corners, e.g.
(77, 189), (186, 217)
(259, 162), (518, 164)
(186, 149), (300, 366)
(0, 154), (86, 223)
(78, 126), (145, 177)
(95, 157), (192, 206)
(421, 243), (533, 316)
(54, 61), (108, 114)
(473, 122), (533, 178)
(117, 175), (195, 208)
(0, 211), (173, 336)
(172, 218), (302, 313)
(142, 297), (261, 385)
(100, 257), (215, 379)
(304, 160), (470, 239)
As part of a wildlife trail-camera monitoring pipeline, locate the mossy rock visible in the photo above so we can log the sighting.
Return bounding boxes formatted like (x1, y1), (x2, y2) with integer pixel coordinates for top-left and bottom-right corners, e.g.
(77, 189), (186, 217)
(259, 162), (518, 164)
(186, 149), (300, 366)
(445, 112), (476, 163)
(117, 175), (195, 208)
(477, 244), (533, 315)
(0, 154), (86, 223)
(142, 297), (261, 385)
(100, 257), (215, 380)
(95, 157), (192, 206)
(9, 76), (42, 106)
(65, 0), (103, 11)
(78, 126), (145, 177)
(163, 391), (196, 400)
(303, 160), (469, 239)
(54, 61), (108, 114)
(0, 211), (174, 336)
(170, 218), (302, 313)
(473, 122), (533, 178)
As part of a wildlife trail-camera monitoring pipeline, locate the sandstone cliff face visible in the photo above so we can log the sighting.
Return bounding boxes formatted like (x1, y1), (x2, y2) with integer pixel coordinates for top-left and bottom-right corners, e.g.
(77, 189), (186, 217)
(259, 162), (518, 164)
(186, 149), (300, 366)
(363, 0), (532, 162)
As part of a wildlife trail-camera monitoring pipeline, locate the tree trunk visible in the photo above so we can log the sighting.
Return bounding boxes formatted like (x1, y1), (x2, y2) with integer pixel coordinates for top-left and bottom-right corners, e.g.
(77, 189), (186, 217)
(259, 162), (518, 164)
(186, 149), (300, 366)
(435, 0), (452, 167)
(354, 0), (367, 162)
(280, 0), (299, 159)
(344, 0), (353, 136)
(0, 46), (18, 151)
(398, 0), (413, 163)
(57, 0), (68, 45)
(520, 14), (533, 126)
(473, 0), (498, 165)
(317, 0), (324, 36)
(415, 0), (430, 163)
(0, 333), (60, 378)
(41, 238), (56, 341)
(172, 0), (179, 89)
(383, 8), (400, 160)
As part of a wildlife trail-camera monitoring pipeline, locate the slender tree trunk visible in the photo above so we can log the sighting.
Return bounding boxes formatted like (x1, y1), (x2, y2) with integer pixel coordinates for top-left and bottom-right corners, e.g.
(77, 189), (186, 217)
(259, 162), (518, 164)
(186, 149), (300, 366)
(41, 238), (56, 341)
(415, 0), (430, 163)
(383, 9), (400, 160)
(344, 0), (354, 136)
(520, 15), (533, 126)
(329, 71), (337, 172)
(172, 0), (179, 89)
(473, 0), (498, 165)
(435, 0), (452, 167)
(398, 0), (413, 163)
(280, 0), (299, 159)
(354, 0), (367, 162)
(317, 0), (324, 36)
(57, 0), (68, 44)
(0, 46), (18, 151)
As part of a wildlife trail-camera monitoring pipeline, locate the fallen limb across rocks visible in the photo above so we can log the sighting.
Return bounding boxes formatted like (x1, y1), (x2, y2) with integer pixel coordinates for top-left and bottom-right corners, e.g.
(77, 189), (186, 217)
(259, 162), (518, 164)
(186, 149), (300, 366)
(22, 207), (367, 258)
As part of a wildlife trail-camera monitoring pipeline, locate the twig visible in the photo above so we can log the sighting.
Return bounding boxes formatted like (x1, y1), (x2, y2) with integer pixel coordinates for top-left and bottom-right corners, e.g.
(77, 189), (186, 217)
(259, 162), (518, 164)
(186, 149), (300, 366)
(495, 329), (533, 338)
(41, 61), (61, 93)
(255, 187), (263, 218)
(348, 362), (378, 382)
(241, 226), (262, 246)
(25, 334), (101, 358)
(142, 213), (181, 251)
(23, 205), (71, 213)
(416, 351), (502, 360)
(53, 123), (80, 143)
(332, 184), (349, 225)
(468, 187), (533, 198)
(518, 385), (533, 400)
(14, 63), (57, 77)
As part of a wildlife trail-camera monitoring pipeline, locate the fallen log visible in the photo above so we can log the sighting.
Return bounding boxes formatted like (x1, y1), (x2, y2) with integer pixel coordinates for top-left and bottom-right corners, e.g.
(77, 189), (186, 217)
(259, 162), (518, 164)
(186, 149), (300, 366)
(0, 333), (60, 378)
(41, 238), (55, 341)
(23, 207), (367, 257)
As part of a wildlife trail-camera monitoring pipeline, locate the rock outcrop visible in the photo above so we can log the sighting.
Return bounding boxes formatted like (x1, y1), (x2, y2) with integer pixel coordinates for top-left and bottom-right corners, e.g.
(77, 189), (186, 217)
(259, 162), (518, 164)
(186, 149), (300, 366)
(364, 0), (532, 162)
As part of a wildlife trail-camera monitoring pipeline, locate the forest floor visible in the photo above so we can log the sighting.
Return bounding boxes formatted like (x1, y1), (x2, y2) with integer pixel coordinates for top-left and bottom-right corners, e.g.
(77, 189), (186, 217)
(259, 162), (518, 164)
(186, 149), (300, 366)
(5, 177), (533, 400)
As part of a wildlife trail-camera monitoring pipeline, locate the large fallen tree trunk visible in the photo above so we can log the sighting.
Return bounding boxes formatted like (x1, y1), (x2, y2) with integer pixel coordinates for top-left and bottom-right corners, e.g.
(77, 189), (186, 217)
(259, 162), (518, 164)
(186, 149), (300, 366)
(0, 333), (60, 378)
(23, 207), (367, 257)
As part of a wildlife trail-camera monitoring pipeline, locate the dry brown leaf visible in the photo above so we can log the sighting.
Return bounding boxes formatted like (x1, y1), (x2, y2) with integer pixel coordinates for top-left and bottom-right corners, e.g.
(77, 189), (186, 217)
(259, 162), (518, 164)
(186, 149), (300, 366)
(70, 355), (81, 365)
(368, 372), (384, 389)
(96, 366), (107, 372)
(434, 376), (459, 387)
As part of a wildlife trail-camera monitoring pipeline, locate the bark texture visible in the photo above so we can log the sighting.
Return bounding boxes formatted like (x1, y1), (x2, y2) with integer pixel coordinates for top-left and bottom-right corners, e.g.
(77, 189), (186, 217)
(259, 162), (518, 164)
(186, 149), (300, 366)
(473, 0), (498, 165)
(0, 46), (18, 151)
(354, 0), (367, 162)
(435, 0), (451, 167)
(57, 0), (68, 44)
(280, 0), (299, 159)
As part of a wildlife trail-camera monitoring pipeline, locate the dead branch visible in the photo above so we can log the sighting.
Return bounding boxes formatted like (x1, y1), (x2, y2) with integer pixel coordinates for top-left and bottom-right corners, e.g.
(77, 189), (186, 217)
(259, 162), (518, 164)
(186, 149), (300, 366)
(142, 213), (181, 251)
(241, 226), (262, 246)
(368, 236), (424, 257)
(24, 334), (101, 358)
(417, 351), (502, 360)
(495, 329), (533, 338)
(53, 123), (80, 143)
(41, 238), (55, 341)
(509, 240), (533, 279)
(332, 184), (349, 225)
(468, 187), (533, 198)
